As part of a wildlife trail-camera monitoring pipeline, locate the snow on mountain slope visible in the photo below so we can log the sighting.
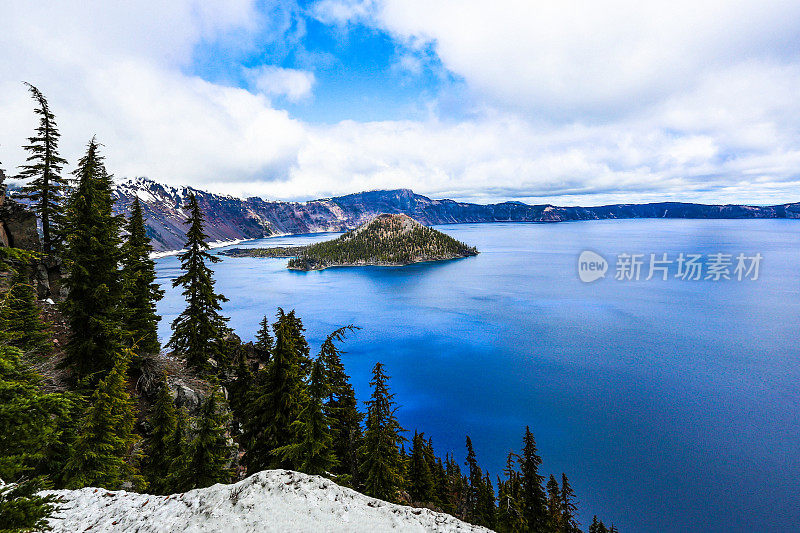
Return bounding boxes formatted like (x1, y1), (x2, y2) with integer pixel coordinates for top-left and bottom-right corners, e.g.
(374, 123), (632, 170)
(46, 469), (492, 533)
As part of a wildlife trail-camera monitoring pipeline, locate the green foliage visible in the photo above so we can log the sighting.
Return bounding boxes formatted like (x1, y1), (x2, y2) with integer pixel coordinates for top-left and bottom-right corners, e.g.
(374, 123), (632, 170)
(496, 452), (525, 532)
(0, 478), (59, 532)
(163, 407), (189, 494)
(167, 193), (229, 372)
(18, 83), (68, 255)
(254, 315), (273, 365)
(60, 139), (124, 381)
(121, 197), (164, 356)
(287, 214), (477, 270)
(142, 373), (177, 494)
(319, 326), (362, 488)
(0, 268), (52, 356)
(242, 309), (306, 472)
(360, 362), (405, 502)
(589, 515), (610, 533)
(174, 385), (233, 491)
(62, 351), (143, 490)
(275, 358), (336, 476)
(408, 430), (434, 503)
(520, 426), (548, 532)
(0, 345), (73, 486)
(560, 474), (581, 533)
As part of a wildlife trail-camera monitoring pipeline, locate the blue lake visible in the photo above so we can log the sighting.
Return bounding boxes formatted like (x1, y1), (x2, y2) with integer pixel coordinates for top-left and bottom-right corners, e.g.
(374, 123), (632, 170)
(154, 220), (800, 533)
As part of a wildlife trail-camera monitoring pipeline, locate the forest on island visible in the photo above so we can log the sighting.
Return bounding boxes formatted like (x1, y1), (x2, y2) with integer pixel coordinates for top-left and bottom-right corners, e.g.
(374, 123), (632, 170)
(0, 84), (617, 532)
(287, 214), (478, 270)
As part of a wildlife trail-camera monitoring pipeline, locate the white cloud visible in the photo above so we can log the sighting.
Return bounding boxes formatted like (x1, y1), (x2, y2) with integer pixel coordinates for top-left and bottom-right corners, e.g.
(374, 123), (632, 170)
(1, 1), (800, 207)
(245, 65), (316, 102)
(316, 0), (800, 119)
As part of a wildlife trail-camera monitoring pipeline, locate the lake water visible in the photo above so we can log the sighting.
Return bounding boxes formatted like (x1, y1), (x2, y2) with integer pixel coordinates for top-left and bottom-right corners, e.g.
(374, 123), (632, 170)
(154, 220), (800, 533)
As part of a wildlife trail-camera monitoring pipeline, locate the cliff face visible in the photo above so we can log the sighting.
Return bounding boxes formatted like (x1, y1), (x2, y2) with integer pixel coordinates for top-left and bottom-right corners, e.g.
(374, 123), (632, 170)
(111, 177), (800, 252)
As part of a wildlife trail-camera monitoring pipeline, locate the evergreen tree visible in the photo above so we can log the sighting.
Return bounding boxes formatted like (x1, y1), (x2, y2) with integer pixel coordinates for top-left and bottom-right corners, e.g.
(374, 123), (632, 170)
(464, 437), (480, 518)
(431, 453), (448, 510)
(360, 362), (405, 501)
(319, 326), (363, 488)
(168, 192), (229, 372)
(62, 351), (143, 490)
(0, 345), (73, 485)
(589, 516), (609, 533)
(0, 478), (59, 533)
(227, 349), (253, 435)
(408, 430), (434, 503)
(60, 139), (123, 381)
(560, 473), (581, 533)
(477, 472), (496, 530)
(121, 197), (163, 356)
(497, 452), (524, 533)
(275, 358), (335, 476)
(1, 268), (52, 356)
(177, 384), (233, 490)
(520, 426), (548, 532)
(18, 82), (68, 254)
(163, 407), (189, 494)
(547, 474), (563, 532)
(444, 453), (467, 518)
(142, 373), (177, 494)
(242, 309), (306, 472)
(254, 315), (273, 366)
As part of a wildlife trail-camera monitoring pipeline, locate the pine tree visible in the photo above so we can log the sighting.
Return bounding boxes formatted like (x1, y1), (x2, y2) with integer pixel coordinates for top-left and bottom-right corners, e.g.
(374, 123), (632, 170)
(496, 452), (524, 532)
(445, 453), (467, 518)
(464, 436), (485, 525)
(275, 358), (335, 476)
(520, 426), (548, 532)
(360, 362), (405, 501)
(60, 139), (123, 381)
(319, 326), (362, 488)
(547, 474), (563, 532)
(227, 349), (253, 434)
(560, 473), (581, 533)
(408, 430), (434, 503)
(0, 478), (59, 532)
(1, 268), (52, 356)
(477, 472), (496, 529)
(254, 315), (273, 366)
(163, 407), (189, 493)
(62, 350), (143, 490)
(168, 192), (229, 372)
(0, 345), (73, 484)
(121, 197), (163, 356)
(242, 309), (306, 472)
(589, 516), (606, 533)
(176, 384), (233, 490)
(142, 373), (176, 494)
(18, 83), (68, 255)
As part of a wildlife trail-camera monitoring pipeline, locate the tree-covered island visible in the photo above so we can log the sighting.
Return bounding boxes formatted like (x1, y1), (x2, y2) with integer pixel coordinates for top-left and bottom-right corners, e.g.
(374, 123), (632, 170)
(220, 213), (479, 271)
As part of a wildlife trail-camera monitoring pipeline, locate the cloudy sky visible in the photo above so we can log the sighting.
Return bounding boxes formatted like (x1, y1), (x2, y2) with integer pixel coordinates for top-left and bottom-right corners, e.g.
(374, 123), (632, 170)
(2, 1), (800, 205)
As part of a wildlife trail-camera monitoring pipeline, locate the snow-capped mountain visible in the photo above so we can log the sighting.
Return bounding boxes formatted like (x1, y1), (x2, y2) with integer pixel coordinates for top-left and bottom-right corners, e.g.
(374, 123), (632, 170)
(46, 469), (491, 533)
(112, 177), (800, 253)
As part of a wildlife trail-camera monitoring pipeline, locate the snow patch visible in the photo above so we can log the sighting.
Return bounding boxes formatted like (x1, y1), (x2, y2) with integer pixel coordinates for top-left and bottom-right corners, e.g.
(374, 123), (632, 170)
(46, 470), (490, 533)
(149, 239), (244, 259)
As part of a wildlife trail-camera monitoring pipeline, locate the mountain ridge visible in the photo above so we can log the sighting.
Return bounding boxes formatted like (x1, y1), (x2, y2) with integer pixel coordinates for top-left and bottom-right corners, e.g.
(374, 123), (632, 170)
(107, 177), (800, 251)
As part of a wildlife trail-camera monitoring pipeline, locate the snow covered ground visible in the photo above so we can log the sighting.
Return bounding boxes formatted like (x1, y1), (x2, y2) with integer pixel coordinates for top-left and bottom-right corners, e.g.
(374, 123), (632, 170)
(46, 470), (492, 532)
